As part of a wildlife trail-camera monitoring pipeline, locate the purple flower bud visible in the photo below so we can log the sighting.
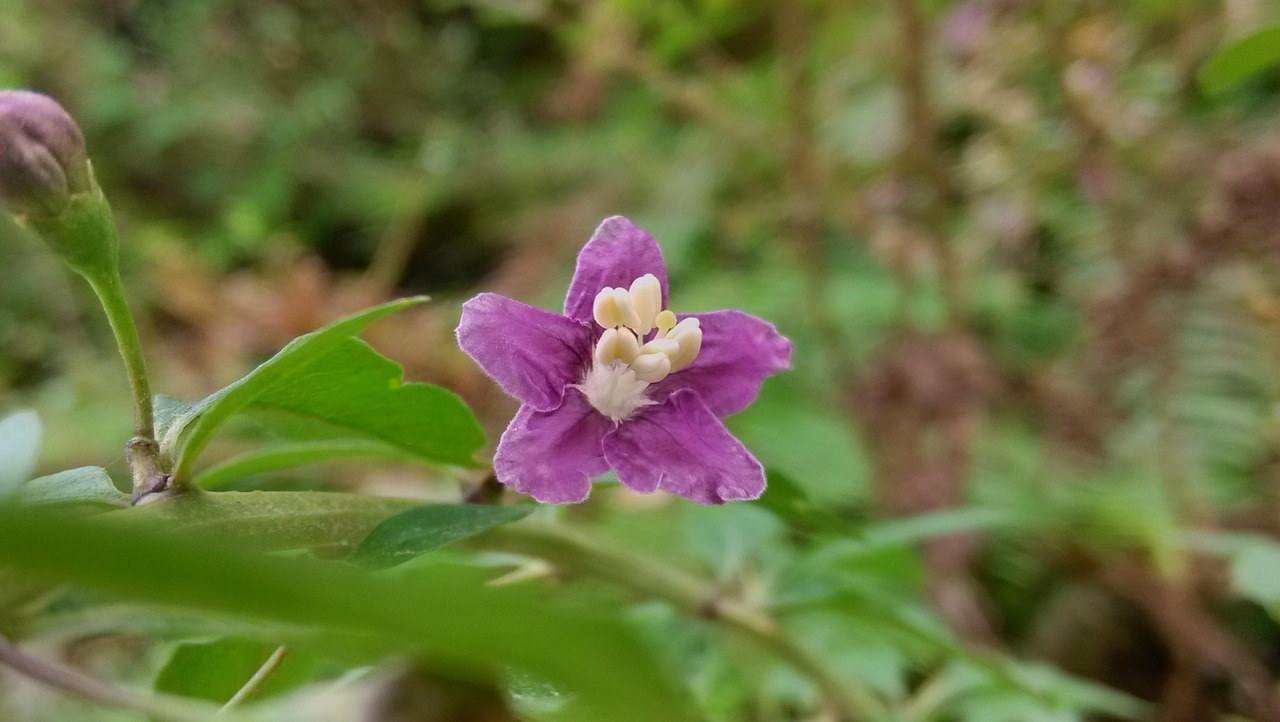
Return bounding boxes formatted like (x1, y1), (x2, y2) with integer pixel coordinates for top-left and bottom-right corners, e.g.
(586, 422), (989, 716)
(0, 90), (91, 215)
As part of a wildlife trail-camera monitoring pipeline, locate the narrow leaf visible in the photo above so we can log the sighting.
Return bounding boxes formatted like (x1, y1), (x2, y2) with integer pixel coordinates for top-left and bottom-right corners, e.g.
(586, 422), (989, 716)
(195, 441), (418, 489)
(1199, 25), (1280, 94)
(352, 504), (534, 569)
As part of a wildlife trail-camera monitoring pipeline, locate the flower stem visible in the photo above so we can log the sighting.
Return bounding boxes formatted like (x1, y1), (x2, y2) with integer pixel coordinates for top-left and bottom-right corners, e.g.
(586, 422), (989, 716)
(86, 271), (169, 500)
(0, 633), (227, 722)
(221, 645), (289, 712)
(479, 524), (886, 722)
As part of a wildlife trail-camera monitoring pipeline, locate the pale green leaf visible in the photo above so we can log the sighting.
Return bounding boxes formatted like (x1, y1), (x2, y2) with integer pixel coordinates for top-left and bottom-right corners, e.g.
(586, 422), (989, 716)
(24, 466), (129, 507)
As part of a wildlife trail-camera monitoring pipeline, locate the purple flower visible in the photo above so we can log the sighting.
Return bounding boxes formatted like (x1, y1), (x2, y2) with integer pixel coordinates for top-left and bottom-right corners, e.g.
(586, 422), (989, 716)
(457, 216), (792, 504)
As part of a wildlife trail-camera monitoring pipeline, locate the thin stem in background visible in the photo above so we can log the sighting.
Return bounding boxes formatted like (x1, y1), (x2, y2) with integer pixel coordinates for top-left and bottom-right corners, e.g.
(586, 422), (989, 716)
(0, 633), (227, 722)
(772, 0), (863, 415)
(221, 645), (289, 712)
(891, 0), (967, 329)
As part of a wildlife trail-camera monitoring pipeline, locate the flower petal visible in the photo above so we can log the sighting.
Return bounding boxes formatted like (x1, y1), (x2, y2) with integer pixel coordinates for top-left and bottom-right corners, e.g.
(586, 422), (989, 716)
(494, 389), (614, 503)
(602, 390), (765, 504)
(564, 216), (668, 324)
(650, 310), (792, 417)
(457, 293), (593, 412)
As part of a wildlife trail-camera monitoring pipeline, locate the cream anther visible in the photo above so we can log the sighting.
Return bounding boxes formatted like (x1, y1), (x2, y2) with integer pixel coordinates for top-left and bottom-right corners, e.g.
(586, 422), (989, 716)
(595, 327), (640, 366)
(665, 318), (702, 372)
(582, 276), (704, 419)
(592, 287), (642, 331)
(630, 352), (672, 383)
(628, 274), (662, 335)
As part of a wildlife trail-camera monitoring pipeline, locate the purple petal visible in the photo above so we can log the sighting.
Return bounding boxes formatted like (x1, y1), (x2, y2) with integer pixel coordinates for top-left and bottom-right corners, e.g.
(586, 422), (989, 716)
(457, 293), (593, 412)
(563, 216), (668, 324)
(650, 310), (792, 417)
(602, 390), (765, 504)
(494, 389), (615, 503)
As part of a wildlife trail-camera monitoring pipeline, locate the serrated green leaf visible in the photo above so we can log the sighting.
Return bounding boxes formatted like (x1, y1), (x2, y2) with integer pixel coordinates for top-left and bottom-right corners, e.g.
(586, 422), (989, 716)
(245, 338), (485, 468)
(172, 298), (485, 481)
(24, 466), (129, 507)
(1199, 25), (1280, 94)
(0, 502), (697, 722)
(351, 504), (533, 569)
(0, 409), (41, 495)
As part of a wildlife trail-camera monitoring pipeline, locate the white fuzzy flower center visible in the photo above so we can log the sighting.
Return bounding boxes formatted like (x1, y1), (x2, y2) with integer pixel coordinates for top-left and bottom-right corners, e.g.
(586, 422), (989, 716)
(576, 274), (703, 421)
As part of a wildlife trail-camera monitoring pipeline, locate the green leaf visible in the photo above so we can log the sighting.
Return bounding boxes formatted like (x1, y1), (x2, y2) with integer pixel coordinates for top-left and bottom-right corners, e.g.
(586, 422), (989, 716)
(245, 338), (485, 468)
(172, 298), (484, 480)
(122, 491), (422, 556)
(155, 393), (199, 460)
(0, 409), (42, 495)
(0, 502), (696, 722)
(24, 466), (129, 507)
(1199, 25), (1280, 94)
(195, 441), (419, 489)
(155, 638), (282, 704)
(351, 504), (534, 569)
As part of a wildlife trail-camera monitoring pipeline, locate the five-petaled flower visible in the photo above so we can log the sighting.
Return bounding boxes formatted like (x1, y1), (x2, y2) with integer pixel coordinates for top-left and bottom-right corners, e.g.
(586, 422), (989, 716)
(457, 216), (792, 504)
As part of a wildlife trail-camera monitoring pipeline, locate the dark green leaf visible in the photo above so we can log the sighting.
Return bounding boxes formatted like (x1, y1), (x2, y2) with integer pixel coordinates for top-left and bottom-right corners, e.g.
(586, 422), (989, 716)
(351, 504), (533, 569)
(1199, 25), (1280, 94)
(24, 466), (129, 507)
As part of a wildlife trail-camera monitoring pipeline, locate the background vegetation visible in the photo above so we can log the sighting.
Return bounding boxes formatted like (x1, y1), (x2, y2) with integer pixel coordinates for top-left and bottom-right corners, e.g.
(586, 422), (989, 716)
(4, 0), (1280, 720)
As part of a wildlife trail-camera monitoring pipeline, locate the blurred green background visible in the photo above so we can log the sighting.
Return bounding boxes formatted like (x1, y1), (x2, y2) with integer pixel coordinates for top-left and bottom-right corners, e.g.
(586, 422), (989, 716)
(5, 0), (1280, 720)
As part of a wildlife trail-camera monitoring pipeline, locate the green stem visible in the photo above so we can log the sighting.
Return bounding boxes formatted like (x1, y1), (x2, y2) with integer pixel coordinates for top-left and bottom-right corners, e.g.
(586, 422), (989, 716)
(87, 271), (168, 499)
(221, 645), (289, 712)
(480, 524), (886, 722)
(87, 271), (153, 440)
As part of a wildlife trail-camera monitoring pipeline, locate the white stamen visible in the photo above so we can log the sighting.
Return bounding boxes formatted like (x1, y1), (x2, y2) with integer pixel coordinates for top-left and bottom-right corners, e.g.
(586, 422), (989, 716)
(665, 318), (702, 372)
(630, 352), (672, 383)
(594, 327), (640, 365)
(582, 277), (702, 418)
(628, 274), (662, 335)
(593, 287), (640, 331)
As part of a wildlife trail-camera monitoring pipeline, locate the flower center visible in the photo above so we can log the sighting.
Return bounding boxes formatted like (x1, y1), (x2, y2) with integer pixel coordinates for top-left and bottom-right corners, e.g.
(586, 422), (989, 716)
(576, 274), (703, 421)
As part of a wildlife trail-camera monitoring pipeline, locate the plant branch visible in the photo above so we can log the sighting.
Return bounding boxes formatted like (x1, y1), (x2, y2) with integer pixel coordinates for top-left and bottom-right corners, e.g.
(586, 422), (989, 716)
(479, 523), (886, 722)
(221, 645), (289, 712)
(0, 633), (226, 722)
(87, 271), (169, 501)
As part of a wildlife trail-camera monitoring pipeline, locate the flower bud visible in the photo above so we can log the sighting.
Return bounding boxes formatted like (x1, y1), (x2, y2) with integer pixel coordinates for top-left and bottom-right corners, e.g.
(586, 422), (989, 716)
(0, 90), (90, 215)
(0, 90), (118, 281)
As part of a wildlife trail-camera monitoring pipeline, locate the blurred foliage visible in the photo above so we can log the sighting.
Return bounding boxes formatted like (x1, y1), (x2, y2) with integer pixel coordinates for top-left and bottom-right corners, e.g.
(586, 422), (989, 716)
(5, 0), (1280, 720)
